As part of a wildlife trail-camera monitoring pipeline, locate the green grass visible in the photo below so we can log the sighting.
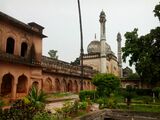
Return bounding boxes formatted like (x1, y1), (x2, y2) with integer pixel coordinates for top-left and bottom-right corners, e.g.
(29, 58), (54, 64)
(48, 92), (72, 98)
(118, 103), (160, 112)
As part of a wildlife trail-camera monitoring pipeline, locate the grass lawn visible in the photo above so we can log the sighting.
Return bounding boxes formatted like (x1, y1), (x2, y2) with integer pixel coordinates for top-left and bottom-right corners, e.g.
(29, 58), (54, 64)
(48, 92), (73, 98)
(118, 103), (160, 112)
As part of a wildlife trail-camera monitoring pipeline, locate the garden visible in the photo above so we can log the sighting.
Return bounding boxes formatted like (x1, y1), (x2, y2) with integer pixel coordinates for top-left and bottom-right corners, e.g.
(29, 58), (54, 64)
(1, 73), (160, 120)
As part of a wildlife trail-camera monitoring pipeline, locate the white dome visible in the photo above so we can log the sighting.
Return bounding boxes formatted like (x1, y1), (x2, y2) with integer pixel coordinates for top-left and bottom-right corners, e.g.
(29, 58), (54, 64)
(87, 40), (113, 55)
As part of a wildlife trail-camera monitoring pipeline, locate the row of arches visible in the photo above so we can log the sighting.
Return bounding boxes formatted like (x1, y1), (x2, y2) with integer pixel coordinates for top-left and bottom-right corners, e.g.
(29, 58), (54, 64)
(0, 73), (40, 99)
(43, 77), (93, 93)
(1, 73), (28, 98)
(0, 73), (94, 99)
(6, 37), (28, 57)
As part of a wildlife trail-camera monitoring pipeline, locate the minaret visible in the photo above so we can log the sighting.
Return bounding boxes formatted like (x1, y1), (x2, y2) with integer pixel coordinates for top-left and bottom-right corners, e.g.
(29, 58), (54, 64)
(99, 10), (107, 73)
(117, 33), (123, 77)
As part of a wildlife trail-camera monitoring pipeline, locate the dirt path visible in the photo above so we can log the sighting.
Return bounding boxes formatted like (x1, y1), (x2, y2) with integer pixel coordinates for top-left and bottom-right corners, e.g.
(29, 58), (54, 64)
(45, 95), (79, 113)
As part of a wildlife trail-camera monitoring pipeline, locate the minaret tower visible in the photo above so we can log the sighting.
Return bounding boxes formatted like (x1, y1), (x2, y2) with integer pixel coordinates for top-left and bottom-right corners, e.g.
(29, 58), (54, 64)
(117, 33), (122, 77)
(99, 10), (107, 73)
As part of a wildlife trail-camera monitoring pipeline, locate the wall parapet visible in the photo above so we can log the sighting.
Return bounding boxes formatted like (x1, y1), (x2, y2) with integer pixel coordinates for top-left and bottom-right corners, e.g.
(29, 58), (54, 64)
(41, 56), (98, 78)
(0, 51), (41, 66)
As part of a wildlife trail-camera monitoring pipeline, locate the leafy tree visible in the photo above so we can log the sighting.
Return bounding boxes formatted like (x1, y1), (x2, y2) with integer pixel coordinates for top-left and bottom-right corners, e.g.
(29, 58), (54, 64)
(127, 73), (140, 80)
(48, 49), (58, 59)
(92, 73), (120, 97)
(122, 3), (160, 84)
(71, 57), (80, 65)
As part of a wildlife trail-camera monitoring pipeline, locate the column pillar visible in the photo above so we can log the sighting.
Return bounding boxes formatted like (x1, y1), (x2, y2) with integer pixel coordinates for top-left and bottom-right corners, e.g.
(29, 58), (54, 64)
(11, 77), (18, 100)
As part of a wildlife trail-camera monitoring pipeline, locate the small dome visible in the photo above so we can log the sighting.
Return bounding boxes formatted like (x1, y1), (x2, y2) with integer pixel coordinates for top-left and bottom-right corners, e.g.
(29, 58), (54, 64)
(87, 40), (100, 54)
(87, 40), (113, 55)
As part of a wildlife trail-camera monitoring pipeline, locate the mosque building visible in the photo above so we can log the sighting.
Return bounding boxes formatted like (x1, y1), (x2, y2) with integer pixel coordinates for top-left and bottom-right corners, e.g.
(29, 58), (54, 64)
(83, 11), (122, 77)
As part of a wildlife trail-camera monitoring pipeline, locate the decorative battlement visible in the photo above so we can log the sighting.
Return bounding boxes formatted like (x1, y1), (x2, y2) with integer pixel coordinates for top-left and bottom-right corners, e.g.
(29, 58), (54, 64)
(41, 56), (98, 78)
(83, 53), (100, 59)
(0, 51), (97, 78)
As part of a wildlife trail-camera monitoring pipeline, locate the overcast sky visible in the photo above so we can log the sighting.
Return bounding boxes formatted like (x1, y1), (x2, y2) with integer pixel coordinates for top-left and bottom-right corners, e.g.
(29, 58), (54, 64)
(0, 0), (159, 70)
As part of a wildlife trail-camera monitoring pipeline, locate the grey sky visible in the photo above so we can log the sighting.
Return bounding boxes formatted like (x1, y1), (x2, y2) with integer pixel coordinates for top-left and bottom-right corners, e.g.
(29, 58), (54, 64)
(0, 0), (159, 70)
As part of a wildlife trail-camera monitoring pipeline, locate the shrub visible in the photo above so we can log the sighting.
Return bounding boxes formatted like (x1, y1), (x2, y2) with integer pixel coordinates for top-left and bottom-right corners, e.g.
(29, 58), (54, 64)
(142, 96), (152, 104)
(0, 100), (4, 108)
(152, 87), (160, 99)
(135, 89), (152, 96)
(105, 94), (117, 109)
(55, 101), (79, 118)
(0, 99), (39, 120)
(78, 101), (87, 110)
(33, 111), (55, 120)
(92, 74), (120, 97)
(79, 90), (96, 101)
(96, 98), (105, 109)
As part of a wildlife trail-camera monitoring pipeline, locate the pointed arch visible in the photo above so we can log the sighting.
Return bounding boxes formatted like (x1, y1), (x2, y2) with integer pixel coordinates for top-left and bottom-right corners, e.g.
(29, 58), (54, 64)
(67, 80), (73, 92)
(21, 42), (28, 57)
(63, 79), (67, 92)
(55, 78), (60, 92)
(87, 81), (90, 90)
(32, 81), (39, 90)
(6, 37), (15, 54)
(1, 73), (14, 96)
(17, 75), (28, 93)
(44, 77), (52, 93)
(83, 81), (87, 90)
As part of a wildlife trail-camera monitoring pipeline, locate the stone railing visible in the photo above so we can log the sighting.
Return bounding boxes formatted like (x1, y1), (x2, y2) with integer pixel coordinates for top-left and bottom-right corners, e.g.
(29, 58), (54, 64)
(0, 51), (41, 66)
(0, 52), (98, 78)
(41, 56), (98, 78)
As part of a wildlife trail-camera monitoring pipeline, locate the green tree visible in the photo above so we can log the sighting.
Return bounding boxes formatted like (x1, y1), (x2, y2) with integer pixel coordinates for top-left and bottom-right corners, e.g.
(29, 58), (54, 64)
(122, 3), (160, 84)
(127, 73), (140, 80)
(92, 73), (120, 97)
(48, 49), (58, 59)
(71, 57), (80, 65)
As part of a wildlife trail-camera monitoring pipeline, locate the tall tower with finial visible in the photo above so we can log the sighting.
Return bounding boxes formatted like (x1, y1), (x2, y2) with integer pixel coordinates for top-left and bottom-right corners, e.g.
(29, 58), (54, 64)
(117, 32), (122, 77)
(99, 10), (107, 73)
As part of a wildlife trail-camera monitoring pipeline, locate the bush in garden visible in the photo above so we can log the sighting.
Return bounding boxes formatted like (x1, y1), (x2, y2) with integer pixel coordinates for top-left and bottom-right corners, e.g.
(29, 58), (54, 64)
(152, 87), (160, 99)
(55, 101), (78, 118)
(142, 96), (152, 104)
(96, 98), (105, 109)
(92, 73), (120, 98)
(96, 94), (118, 109)
(105, 94), (117, 109)
(25, 86), (47, 109)
(78, 101), (87, 110)
(33, 111), (56, 120)
(0, 99), (39, 120)
(122, 86), (136, 108)
(79, 90), (97, 101)
(135, 88), (152, 96)
(0, 87), (47, 120)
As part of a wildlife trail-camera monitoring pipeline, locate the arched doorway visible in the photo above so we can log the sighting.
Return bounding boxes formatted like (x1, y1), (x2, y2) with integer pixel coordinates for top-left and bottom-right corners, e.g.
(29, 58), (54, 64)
(1, 73), (14, 97)
(17, 75), (28, 93)
(21, 42), (28, 57)
(44, 78), (52, 93)
(32, 81), (39, 90)
(55, 79), (60, 92)
(87, 82), (90, 90)
(6, 37), (15, 54)
(67, 80), (73, 92)
(83, 81), (86, 90)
